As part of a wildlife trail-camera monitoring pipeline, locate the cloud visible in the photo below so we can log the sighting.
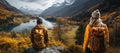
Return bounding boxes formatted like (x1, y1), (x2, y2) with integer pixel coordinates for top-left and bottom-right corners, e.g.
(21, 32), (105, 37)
(18, 0), (65, 9)
(19, 0), (64, 4)
(20, 0), (39, 2)
(6, 0), (65, 10)
(20, 0), (50, 4)
(19, 0), (55, 6)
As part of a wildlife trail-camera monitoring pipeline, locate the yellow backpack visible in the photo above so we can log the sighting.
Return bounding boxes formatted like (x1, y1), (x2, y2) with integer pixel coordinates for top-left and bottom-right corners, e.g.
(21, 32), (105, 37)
(31, 28), (48, 49)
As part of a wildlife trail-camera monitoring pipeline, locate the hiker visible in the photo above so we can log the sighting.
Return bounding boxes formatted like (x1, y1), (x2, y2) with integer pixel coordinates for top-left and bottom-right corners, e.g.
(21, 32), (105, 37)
(30, 18), (48, 50)
(83, 9), (109, 53)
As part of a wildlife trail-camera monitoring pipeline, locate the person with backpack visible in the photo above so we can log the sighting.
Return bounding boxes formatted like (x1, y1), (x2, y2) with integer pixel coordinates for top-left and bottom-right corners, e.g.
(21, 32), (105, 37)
(30, 18), (48, 50)
(83, 9), (109, 53)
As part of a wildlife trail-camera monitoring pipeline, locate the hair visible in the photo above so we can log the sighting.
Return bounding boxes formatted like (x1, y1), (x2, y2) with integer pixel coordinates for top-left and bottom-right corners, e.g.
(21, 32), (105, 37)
(37, 18), (42, 24)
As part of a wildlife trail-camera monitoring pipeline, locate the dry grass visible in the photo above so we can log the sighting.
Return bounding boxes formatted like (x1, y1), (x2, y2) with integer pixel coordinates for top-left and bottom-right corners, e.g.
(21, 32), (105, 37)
(101, 12), (116, 21)
(61, 26), (79, 45)
(0, 26), (81, 53)
(0, 25), (120, 53)
(48, 40), (67, 48)
(0, 32), (32, 53)
(13, 17), (30, 24)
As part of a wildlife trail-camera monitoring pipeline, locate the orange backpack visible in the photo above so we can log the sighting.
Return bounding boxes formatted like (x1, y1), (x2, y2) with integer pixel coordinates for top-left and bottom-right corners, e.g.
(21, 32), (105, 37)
(31, 28), (48, 49)
(89, 26), (106, 52)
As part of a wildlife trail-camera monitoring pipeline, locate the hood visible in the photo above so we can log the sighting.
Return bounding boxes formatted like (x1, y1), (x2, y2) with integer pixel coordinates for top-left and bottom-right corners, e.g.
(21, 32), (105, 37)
(89, 9), (104, 27)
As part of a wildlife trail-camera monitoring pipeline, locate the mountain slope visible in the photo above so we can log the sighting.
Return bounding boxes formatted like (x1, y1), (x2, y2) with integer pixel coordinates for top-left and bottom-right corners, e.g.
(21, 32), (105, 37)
(0, 0), (22, 13)
(41, 0), (103, 16)
(19, 7), (43, 15)
(0, 0), (23, 19)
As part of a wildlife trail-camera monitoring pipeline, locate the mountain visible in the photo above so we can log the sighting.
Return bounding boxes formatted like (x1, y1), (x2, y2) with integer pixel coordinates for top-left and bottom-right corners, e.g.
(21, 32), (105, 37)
(41, 0), (120, 27)
(41, 0), (103, 17)
(0, 0), (23, 17)
(0, 0), (22, 13)
(41, 0), (73, 16)
(41, 0), (76, 16)
(19, 7), (43, 15)
(73, 0), (120, 19)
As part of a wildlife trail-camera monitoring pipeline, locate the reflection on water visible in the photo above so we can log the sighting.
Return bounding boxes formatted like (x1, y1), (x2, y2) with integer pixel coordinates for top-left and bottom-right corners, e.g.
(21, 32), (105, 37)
(11, 17), (54, 32)
(0, 25), (18, 32)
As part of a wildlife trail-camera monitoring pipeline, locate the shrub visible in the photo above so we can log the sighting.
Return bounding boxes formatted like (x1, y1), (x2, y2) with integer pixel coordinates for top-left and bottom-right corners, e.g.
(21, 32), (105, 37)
(0, 33), (32, 53)
(48, 40), (66, 48)
(0, 37), (18, 49)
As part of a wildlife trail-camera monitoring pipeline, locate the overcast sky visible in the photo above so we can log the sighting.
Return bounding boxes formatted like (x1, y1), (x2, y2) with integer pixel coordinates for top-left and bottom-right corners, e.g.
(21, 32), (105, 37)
(6, 0), (65, 10)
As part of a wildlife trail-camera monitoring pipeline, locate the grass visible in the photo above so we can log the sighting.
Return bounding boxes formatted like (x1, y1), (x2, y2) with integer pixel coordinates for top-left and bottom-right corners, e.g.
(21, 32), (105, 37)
(1, 24), (120, 53)
(0, 32), (32, 53)
(0, 26), (83, 53)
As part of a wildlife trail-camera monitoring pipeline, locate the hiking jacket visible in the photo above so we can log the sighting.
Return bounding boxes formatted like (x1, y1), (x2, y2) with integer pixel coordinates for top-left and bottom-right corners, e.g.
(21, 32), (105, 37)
(30, 24), (48, 49)
(83, 24), (109, 53)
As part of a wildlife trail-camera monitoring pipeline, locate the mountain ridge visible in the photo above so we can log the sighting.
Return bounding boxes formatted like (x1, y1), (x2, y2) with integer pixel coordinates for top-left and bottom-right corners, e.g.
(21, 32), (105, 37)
(0, 0), (23, 18)
(19, 7), (43, 15)
(41, 0), (103, 17)
(0, 0), (22, 13)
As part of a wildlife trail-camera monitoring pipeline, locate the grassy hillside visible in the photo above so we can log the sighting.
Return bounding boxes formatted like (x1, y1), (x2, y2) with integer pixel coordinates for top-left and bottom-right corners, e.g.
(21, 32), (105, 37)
(0, 26), (83, 53)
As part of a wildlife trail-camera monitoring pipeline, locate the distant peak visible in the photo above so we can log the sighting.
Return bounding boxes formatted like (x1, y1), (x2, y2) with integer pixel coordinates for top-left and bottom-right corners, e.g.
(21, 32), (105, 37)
(65, 0), (76, 5)
(52, 3), (62, 7)
(52, 0), (75, 7)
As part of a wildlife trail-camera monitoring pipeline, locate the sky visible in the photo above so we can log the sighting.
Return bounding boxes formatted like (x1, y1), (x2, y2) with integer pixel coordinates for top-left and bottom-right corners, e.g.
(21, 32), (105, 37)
(6, 0), (65, 10)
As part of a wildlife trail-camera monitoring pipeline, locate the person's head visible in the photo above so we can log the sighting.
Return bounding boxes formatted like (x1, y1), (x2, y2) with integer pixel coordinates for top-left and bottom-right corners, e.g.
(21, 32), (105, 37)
(91, 9), (101, 20)
(89, 9), (103, 26)
(37, 18), (42, 24)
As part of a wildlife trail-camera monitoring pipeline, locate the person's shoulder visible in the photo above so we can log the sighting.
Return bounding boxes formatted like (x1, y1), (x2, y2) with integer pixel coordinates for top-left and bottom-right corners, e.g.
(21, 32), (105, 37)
(43, 27), (48, 32)
(102, 23), (107, 27)
(32, 27), (36, 31)
(86, 24), (91, 28)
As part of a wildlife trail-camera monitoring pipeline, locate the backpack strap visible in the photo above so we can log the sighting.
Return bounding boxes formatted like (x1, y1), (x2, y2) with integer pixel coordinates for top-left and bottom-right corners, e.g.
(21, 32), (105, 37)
(42, 28), (48, 45)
